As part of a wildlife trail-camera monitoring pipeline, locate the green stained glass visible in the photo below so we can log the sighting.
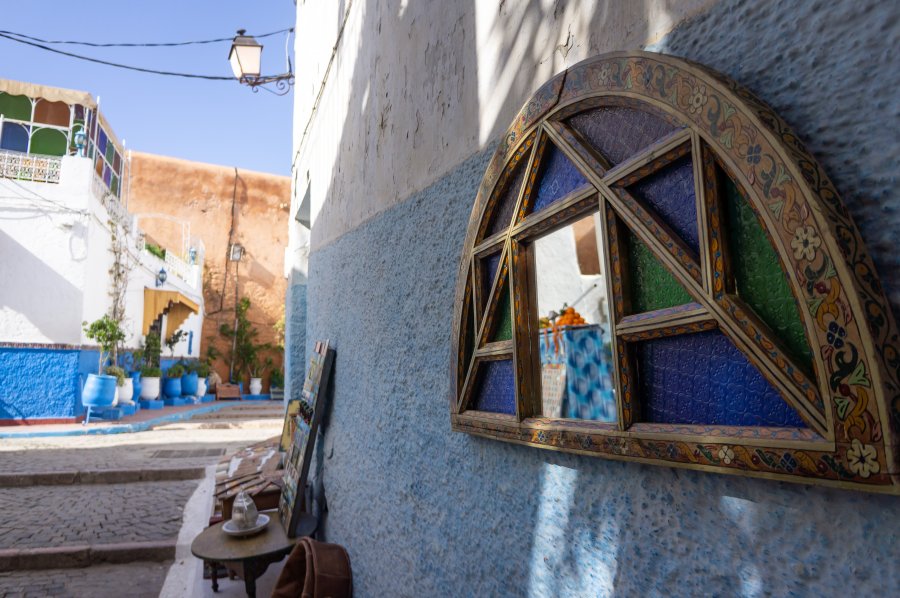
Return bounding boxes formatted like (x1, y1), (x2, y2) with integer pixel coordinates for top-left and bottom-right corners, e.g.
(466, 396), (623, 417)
(490, 282), (513, 342)
(722, 176), (813, 370)
(30, 128), (67, 156)
(105, 140), (115, 164)
(111, 175), (119, 196)
(627, 231), (692, 313)
(0, 93), (32, 120)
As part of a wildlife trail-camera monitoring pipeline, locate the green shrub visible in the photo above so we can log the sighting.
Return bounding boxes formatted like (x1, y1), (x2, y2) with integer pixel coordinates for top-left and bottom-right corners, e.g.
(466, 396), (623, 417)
(167, 364), (185, 378)
(141, 366), (162, 378)
(269, 369), (284, 388)
(197, 363), (211, 377)
(104, 365), (126, 386)
(145, 243), (166, 260)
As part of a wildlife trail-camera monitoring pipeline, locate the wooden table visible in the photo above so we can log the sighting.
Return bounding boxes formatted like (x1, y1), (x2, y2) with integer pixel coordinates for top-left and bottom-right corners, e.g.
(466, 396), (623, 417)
(191, 510), (317, 597)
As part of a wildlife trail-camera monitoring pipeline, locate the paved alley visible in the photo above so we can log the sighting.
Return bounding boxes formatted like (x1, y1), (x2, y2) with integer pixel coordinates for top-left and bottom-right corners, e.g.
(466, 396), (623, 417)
(0, 402), (285, 597)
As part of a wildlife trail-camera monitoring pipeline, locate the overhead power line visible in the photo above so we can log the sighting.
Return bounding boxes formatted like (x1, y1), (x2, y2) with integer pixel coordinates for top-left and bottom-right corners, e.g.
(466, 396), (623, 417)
(0, 28), (294, 81)
(0, 28), (292, 48)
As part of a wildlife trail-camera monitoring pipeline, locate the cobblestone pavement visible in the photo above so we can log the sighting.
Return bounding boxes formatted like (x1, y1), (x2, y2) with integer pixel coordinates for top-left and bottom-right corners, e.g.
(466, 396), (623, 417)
(0, 561), (169, 597)
(0, 480), (199, 549)
(0, 402), (284, 596)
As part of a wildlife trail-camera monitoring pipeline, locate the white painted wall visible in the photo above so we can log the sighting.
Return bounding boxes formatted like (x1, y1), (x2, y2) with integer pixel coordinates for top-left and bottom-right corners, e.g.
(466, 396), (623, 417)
(0, 154), (203, 356)
(290, 0), (717, 251)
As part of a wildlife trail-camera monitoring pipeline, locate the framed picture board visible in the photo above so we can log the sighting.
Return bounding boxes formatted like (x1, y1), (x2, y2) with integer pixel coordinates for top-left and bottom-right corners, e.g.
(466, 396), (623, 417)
(279, 340), (335, 537)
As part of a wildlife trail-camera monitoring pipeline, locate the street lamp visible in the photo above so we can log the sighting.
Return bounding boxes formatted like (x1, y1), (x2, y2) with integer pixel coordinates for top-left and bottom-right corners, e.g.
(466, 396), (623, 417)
(228, 29), (294, 95)
(155, 268), (168, 287)
(73, 130), (86, 157)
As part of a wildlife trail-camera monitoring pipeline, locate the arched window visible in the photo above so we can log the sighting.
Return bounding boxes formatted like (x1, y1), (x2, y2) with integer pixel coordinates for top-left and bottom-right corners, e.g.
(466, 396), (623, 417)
(451, 52), (900, 493)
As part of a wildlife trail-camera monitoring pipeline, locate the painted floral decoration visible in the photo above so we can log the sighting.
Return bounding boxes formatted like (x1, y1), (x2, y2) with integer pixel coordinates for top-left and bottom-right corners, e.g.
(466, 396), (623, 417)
(827, 321), (847, 349)
(688, 84), (708, 114)
(718, 446), (734, 464)
(791, 226), (821, 261)
(596, 64), (612, 87)
(846, 439), (880, 478)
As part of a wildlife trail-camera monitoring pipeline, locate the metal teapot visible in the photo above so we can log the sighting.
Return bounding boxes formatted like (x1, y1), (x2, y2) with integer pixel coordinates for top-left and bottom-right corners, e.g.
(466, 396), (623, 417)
(231, 489), (259, 530)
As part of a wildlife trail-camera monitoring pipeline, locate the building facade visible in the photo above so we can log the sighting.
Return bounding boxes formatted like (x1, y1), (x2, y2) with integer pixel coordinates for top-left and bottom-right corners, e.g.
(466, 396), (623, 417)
(127, 152), (290, 391)
(288, 1), (900, 595)
(0, 80), (203, 423)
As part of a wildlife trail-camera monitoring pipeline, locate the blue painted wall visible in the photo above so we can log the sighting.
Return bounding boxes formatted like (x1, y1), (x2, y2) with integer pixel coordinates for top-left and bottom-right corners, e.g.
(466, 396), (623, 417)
(0, 348), (83, 419)
(298, 0), (900, 595)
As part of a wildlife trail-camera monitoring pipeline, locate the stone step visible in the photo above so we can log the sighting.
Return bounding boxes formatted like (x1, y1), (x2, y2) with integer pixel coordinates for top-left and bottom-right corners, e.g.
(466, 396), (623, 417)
(0, 560), (170, 596)
(0, 479), (199, 570)
(0, 467), (204, 488)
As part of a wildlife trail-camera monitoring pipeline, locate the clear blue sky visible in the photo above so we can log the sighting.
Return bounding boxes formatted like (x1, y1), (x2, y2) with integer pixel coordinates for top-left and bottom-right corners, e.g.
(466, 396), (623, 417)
(1, 0), (296, 175)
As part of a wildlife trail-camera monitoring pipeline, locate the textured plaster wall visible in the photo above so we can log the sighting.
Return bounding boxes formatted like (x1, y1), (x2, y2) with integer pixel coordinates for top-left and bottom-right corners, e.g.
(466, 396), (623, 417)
(128, 152), (290, 385)
(301, 0), (900, 594)
(0, 348), (82, 419)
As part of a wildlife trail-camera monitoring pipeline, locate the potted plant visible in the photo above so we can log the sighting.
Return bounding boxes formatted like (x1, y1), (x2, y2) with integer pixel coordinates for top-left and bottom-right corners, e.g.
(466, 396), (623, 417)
(196, 362), (211, 399)
(105, 365), (131, 405)
(179, 360), (199, 399)
(128, 348), (144, 399)
(248, 356), (273, 396)
(82, 316), (126, 415)
(164, 363), (185, 400)
(269, 369), (284, 401)
(139, 366), (163, 406)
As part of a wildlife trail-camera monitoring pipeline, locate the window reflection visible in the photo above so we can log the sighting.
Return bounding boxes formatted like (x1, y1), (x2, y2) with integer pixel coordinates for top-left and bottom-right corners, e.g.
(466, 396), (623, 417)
(534, 213), (616, 421)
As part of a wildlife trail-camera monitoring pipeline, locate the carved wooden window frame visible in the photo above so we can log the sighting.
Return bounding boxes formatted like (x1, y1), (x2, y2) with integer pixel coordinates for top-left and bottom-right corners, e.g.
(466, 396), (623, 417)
(450, 52), (900, 493)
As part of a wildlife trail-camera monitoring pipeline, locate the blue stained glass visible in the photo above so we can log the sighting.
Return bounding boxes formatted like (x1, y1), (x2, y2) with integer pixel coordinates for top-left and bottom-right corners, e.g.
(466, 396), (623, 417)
(103, 165), (112, 186)
(0, 122), (28, 152)
(628, 156), (699, 255)
(472, 359), (516, 414)
(98, 129), (107, 154)
(636, 330), (806, 427)
(568, 106), (679, 165)
(482, 252), (501, 302)
(530, 143), (588, 214)
(488, 158), (526, 236)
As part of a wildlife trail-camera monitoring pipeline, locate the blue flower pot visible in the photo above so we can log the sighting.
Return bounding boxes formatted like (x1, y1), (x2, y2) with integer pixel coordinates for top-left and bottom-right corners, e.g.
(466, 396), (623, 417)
(82, 374), (117, 407)
(163, 376), (182, 399)
(130, 371), (142, 398)
(180, 372), (199, 396)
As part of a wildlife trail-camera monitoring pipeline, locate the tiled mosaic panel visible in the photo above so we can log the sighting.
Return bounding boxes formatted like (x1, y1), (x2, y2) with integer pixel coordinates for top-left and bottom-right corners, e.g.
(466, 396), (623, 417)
(538, 325), (617, 421)
(635, 330), (807, 427)
(627, 231), (692, 313)
(472, 359), (516, 414)
(628, 156), (700, 255)
(722, 174), (813, 371)
(567, 106), (679, 166)
(530, 142), (588, 214)
(490, 279), (513, 342)
(488, 157), (527, 236)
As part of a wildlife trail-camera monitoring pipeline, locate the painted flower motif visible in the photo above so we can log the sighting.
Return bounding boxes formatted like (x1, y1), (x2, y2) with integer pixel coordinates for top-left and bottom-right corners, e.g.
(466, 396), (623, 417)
(688, 84), (708, 114)
(717, 446), (734, 464)
(537, 430), (547, 443)
(827, 321), (847, 349)
(596, 64), (612, 87)
(791, 226), (821, 261)
(779, 452), (797, 472)
(847, 438), (880, 478)
(746, 144), (762, 164)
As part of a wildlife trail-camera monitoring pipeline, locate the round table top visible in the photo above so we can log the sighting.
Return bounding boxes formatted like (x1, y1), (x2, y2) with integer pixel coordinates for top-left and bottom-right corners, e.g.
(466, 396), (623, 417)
(191, 511), (318, 563)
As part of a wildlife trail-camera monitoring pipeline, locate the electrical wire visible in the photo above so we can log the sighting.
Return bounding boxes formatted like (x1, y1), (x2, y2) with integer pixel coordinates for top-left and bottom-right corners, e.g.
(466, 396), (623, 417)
(0, 30), (291, 81)
(0, 28), (292, 48)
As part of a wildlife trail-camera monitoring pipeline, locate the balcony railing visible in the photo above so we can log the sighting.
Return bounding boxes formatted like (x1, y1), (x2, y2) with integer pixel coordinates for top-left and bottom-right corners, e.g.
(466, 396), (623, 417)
(91, 171), (131, 232)
(0, 149), (62, 184)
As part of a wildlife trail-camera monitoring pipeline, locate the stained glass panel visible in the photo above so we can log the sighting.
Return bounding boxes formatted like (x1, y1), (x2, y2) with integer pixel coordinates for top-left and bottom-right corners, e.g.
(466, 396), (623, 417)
(487, 158), (526, 237)
(490, 279), (512, 342)
(529, 143), (588, 214)
(103, 164), (112, 186)
(472, 359), (516, 414)
(33, 100), (69, 127)
(636, 330), (807, 427)
(722, 175), (813, 370)
(30, 128), (67, 156)
(0, 93), (32, 121)
(98, 130), (107, 155)
(105, 139), (115, 164)
(627, 232), (692, 313)
(628, 156), (699, 255)
(0, 122), (29, 152)
(568, 106), (679, 165)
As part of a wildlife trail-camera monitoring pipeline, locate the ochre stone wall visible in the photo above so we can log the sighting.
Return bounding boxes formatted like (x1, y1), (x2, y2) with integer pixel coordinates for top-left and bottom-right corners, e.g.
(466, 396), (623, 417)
(128, 152), (289, 389)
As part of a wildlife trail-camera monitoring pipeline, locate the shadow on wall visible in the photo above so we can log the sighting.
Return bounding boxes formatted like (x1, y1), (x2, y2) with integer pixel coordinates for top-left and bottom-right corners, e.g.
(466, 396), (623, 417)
(302, 0), (900, 596)
(0, 229), (82, 342)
